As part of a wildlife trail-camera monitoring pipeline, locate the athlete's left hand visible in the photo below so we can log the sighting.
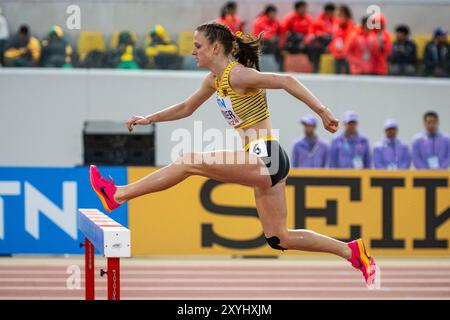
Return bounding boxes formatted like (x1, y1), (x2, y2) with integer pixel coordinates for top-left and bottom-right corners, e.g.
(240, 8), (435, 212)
(319, 107), (339, 133)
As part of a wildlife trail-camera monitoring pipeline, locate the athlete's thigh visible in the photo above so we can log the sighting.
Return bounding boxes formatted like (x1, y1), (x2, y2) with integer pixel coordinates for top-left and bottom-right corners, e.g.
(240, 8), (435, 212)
(188, 150), (272, 188)
(253, 179), (288, 237)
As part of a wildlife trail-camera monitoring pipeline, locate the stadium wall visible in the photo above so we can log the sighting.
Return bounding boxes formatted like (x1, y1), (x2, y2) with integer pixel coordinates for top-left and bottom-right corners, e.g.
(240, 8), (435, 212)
(0, 68), (449, 167)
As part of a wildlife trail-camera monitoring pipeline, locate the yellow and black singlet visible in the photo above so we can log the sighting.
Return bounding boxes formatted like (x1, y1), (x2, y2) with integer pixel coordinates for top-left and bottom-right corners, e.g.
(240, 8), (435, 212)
(214, 61), (270, 129)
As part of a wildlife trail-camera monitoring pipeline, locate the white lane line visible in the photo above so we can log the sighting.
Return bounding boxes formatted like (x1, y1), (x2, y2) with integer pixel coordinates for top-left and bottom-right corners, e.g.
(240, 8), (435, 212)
(1, 286), (450, 292)
(1, 270), (450, 275)
(1, 296), (449, 300)
(1, 278), (449, 283)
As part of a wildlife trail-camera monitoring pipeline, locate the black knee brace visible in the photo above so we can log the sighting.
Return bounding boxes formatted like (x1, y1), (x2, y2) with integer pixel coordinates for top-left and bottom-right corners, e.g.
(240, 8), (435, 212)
(265, 236), (287, 251)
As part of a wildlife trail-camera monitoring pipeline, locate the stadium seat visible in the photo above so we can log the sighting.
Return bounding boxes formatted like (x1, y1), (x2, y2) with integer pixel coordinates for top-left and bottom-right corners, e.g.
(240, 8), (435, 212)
(283, 53), (313, 73)
(413, 34), (431, 60)
(182, 55), (199, 70)
(319, 53), (334, 74)
(77, 31), (106, 62)
(110, 31), (138, 49)
(260, 54), (279, 72)
(178, 31), (194, 56)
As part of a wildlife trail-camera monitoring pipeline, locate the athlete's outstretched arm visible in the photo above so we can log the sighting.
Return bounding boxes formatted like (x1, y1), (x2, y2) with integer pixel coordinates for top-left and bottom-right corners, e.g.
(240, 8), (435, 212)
(127, 73), (216, 132)
(231, 68), (339, 133)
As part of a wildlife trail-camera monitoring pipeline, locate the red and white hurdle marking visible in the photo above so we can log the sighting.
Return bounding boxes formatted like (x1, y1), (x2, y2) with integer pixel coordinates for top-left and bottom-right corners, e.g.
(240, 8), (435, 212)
(78, 209), (131, 300)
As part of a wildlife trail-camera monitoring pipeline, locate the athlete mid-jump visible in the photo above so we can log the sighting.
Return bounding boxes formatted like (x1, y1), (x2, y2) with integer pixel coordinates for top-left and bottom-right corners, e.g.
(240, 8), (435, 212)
(89, 22), (377, 286)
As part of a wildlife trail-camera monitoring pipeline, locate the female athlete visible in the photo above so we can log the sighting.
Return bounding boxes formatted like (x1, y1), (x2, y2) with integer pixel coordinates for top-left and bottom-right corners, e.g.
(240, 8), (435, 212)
(89, 22), (377, 286)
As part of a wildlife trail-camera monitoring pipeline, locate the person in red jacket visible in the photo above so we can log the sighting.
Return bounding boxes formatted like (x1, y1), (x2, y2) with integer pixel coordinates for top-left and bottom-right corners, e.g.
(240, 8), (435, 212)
(281, 1), (314, 54)
(368, 13), (391, 75)
(314, 3), (336, 37)
(216, 1), (243, 34)
(329, 5), (354, 74)
(344, 16), (373, 75)
(309, 2), (336, 72)
(253, 4), (281, 54)
(253, 4), (283, 70)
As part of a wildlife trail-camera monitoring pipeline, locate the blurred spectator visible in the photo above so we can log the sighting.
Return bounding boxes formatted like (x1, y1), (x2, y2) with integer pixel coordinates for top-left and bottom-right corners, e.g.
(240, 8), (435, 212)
(145, 24), (180, 69)
(109, 31), (147, 69)
(423, 27), (450, 77)
(0, 6), (9, 66)
(329, 5), (354, 74)
(253, 5), (281, 54)
(281, 1), (314, 54)
(344, 16), (372, 75)
(40, 26), (73, 68)
(389, 24), (417, 76)
(369, 13), (391, 75)
(217, 1), (243, 34)
(329, 111), (371, 169)
(4, 24), (40, 67)
(291, 114), (329, 168)
(412, 111), (450, 169)
(373, 119), (411, 169)
(309, 2), (336, 72)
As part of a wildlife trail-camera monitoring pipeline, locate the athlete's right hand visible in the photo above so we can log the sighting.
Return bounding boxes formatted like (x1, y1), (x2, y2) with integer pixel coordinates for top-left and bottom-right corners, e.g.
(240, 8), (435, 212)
(127, 115), (153, 132)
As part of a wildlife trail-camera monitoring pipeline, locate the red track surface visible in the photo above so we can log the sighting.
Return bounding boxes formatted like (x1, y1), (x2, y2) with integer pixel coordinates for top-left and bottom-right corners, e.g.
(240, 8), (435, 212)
(0, 258), (449, 300)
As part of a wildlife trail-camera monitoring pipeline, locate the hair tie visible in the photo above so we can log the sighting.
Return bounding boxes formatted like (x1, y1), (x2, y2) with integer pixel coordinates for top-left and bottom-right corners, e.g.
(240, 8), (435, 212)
(234, 31), (243, 40)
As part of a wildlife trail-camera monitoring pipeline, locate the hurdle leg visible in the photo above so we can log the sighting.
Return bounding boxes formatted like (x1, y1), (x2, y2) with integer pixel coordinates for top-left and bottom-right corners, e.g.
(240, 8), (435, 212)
(84, 237), (95, 300)
(107, 258), (120, 300)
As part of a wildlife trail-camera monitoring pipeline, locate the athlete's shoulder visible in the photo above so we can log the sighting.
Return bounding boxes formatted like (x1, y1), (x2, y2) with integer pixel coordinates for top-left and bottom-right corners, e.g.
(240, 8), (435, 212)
(228, 64), (260, 87)
(203, 72), (216, 89)
(229, 62), (251, 76)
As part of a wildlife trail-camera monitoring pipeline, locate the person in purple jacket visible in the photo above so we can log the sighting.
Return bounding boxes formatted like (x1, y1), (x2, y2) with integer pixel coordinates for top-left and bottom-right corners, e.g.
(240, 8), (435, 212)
(373, 119), (411, 169)
(291, 114), (329, 168)
(412, 111), (450, 169)
(329, 111), (371, 169)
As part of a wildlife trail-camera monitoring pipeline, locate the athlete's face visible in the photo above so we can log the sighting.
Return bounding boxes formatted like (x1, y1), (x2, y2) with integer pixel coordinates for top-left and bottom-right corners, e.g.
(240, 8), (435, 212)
(192, 31), (218, 68)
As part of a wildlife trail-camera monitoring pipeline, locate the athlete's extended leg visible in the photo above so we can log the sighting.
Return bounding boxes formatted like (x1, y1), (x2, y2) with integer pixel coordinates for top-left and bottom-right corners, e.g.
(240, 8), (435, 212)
(253, 179), (351, 259)
(99, 151), (272, 204)
(254, 180), (377, 285)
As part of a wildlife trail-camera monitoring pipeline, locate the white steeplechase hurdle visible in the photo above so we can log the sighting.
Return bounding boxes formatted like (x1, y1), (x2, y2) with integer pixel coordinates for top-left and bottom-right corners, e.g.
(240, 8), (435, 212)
(78, 208), (131, 300)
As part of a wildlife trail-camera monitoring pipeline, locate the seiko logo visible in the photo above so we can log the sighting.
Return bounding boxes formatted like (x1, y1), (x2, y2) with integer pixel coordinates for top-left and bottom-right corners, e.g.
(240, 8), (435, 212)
(112, 243), (122, 249)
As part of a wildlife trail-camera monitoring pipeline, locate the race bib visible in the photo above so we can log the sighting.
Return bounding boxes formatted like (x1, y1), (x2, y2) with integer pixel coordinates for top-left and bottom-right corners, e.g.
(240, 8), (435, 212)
(427, 156), (439, 169)
(352, 156), (363, 169)
(216, 96), (243, 127)
(249, 139), (269, 158)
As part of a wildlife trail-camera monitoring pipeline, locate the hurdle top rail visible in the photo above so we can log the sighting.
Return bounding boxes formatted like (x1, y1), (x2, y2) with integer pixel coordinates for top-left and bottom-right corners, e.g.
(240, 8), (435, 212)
(78, 208), (130, 257)
(78, 208), (131, 300)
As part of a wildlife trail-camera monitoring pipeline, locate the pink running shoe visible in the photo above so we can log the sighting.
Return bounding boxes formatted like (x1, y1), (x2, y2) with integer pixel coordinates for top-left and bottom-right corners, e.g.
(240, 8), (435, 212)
(347, 239), (377, 286)
(89, 165), (120, 212)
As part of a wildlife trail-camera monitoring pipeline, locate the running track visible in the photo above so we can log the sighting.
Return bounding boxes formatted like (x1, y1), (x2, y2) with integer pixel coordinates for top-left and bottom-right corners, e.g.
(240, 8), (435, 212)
(0, 257), (449, 300)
